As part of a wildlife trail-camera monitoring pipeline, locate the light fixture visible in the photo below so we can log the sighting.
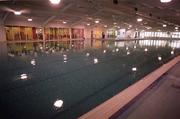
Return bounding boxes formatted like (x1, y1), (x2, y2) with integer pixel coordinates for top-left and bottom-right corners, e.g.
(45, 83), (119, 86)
(28, 18), (32, 22)
(160, 0), (172, 3)
(134, 46), (137, 49)
(54, 100), (63, 108)
(163, 24), (167, 27)
(114, 22), (117, 25)
(137, 18), (143, 22)
(87, 23), (90, 26)
(14, 11), (21, 15)
(49, 0), (61, 5)
(129, 25), (132, 28)
(63, 21), (67, 24)
(103, 50), (106, 53)
(104, 25), (107, 28)
(95, 20), (100, 24)
(175, 27), (178, 30)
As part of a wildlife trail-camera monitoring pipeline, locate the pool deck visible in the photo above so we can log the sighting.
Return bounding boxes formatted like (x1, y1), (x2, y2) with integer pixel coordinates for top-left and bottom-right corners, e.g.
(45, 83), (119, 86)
(113, 60), (180, 119)
(79, 55), (180, 119)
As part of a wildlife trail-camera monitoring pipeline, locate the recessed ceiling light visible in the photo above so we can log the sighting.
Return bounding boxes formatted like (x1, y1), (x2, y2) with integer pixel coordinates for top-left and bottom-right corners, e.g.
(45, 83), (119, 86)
(160, 0), (172, 3)
(14, 11), (21, 15)
(175, 27), (178, 30)
(95, 20), (100, 24)
(137, 18), (143, 22)
(63, 21), (67, 24)
(163, 24), (167, 27)
(28, 18), (32, 22)
(104, 25), (107, 28)
(49, 0), (61, 5)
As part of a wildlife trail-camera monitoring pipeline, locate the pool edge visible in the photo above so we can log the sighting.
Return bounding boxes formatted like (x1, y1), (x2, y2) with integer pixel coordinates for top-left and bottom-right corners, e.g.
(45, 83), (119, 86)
(78, 55), (180, 119)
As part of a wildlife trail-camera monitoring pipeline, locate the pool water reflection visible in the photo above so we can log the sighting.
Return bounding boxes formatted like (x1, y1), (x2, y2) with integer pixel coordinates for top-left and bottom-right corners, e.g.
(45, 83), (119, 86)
(0, 39), (180, 119)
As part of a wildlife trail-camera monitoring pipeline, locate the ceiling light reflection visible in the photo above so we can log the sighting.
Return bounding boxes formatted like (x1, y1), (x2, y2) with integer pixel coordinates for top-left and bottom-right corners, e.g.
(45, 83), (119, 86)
(54, 99), (63, 108)
(94, 58), (98, 64)
(132, 67), (137, 72)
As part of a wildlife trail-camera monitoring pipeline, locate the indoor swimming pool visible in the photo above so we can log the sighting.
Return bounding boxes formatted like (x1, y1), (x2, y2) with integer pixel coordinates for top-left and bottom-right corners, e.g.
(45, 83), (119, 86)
(0, 40), (180, 119)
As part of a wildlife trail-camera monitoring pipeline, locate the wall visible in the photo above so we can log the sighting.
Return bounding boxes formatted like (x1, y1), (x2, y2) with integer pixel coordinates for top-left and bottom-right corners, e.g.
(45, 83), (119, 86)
(0, 20), (8, 59)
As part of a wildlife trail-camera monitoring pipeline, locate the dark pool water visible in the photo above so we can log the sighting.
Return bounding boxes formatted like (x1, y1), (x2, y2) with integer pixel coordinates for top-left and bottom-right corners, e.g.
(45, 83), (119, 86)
(0, 40), (180, 119)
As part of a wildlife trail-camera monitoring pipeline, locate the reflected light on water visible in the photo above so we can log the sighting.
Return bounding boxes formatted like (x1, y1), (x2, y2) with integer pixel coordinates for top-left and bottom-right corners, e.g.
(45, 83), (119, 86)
(116, 48), (119, 52)
(132, 67), (137, 72)
(171, 51), (174, 55)
(144, 48), (148, 52)
(158, 56), (162, 61)
(63, 55), (67, 58)
(52, 50), (55, 53)
(94, 58), (98, 64)
(31, 59), (36, 66)
(40, 46), (43, 50)
(86, 53), (90, 57)
(54, 100), (63, 108)
(20, 74), (28, 80)
(126, 47), (129, 50)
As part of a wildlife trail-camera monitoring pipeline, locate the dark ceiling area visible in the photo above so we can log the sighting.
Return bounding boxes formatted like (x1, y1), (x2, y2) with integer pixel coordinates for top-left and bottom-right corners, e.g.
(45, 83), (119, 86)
(0, 0), (180, 30)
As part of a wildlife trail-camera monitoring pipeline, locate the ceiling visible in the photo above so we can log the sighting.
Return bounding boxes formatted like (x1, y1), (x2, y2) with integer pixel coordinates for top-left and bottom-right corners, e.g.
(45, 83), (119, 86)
(0, 0), (180, 31)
